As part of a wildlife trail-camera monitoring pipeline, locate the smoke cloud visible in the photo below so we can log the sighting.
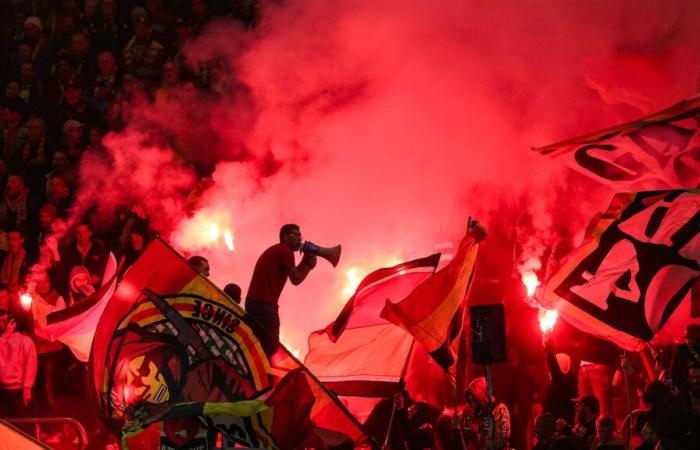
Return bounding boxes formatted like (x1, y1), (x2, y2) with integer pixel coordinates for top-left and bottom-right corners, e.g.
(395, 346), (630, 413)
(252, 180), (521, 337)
(71, 0), (700, 352)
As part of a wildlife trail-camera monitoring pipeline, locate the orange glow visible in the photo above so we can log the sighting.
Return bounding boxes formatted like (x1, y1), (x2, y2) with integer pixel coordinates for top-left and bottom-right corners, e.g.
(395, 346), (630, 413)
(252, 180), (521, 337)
(342, 267), (364, 299)
(521, 270), (540, 297)
(538, 308), (558, 334)
(208, 222), (220, 241)
(280, 332), (301, 359)
(19, 293), (32, 310)
(224, 228), (235, 251)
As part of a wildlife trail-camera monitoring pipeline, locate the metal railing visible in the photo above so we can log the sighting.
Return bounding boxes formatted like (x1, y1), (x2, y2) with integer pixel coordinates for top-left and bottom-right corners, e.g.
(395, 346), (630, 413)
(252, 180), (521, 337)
(2, 417), (88, 450)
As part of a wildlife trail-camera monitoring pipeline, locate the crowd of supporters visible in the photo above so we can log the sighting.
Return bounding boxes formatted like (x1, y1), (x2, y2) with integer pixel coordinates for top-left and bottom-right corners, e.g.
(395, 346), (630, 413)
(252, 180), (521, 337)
(0, 0), (256, 447)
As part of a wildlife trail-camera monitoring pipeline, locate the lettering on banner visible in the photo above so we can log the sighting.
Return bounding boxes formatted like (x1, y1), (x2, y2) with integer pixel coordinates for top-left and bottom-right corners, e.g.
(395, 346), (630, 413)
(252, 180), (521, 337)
(572, 120), (700, 189)
(556, 191), (700, 340)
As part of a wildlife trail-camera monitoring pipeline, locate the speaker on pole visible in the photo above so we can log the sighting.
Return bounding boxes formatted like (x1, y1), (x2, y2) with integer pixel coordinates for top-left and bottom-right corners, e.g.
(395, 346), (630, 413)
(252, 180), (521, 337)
(470, 304), (507, 365)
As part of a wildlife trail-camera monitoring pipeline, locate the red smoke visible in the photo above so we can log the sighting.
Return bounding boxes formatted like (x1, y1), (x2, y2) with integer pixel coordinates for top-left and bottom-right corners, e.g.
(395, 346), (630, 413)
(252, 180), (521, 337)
(63, 1), (700, 352)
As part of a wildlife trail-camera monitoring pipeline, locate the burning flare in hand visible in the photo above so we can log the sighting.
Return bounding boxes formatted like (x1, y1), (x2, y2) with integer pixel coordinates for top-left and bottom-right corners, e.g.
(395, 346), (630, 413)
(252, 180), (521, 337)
(521, 270), (540, 297)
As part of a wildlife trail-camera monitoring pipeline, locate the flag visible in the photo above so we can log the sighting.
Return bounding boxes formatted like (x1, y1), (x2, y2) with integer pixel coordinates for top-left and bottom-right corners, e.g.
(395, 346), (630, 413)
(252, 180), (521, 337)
(534, 96), (700, 191)
(543, 189), (700, 351)
(381, 232), (479, 371)
(305, 254), (444, 398)
(89, 238), (369, 449)
(32, 252), (119, 361)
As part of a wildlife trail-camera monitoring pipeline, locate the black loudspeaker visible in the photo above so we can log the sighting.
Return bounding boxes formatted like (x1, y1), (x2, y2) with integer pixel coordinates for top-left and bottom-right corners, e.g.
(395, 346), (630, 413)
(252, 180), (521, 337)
(470, 304), (507, 364)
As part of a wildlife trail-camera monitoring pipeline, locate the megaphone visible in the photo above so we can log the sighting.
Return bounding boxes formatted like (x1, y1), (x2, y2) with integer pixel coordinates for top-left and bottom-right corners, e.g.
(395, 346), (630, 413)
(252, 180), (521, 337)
(301, 241), (342, 267)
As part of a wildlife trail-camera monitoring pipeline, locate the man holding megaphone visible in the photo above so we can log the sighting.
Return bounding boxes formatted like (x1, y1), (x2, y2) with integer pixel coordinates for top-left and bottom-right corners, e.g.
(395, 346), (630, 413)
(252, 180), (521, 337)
(245, 224), (341, 355)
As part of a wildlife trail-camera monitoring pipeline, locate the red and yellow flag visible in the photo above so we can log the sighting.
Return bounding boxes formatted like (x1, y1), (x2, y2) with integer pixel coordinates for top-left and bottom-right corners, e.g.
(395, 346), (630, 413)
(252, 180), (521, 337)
(381, 232), (479, 371)
(90, 238), (368, 449)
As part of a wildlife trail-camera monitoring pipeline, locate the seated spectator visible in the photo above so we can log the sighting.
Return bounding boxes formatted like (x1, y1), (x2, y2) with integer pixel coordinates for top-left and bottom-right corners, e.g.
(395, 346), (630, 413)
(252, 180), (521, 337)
(56, 80), (100, 136)
(89, 51), (120, 122)
(67, 265), (95, 305)
(0, 230), (33, 292)
(61, 119), (85, 162)
(45, 150), (79, 193)
(1, 97), (28, 164)
(92, 0), (130, 54)
(47, 175), (73, 218)
(0, 313), (38, 418)
(155, 60), (182, 103)
(121, 14), (166, 82)
(190, 0), (212, 35)
(85, 125), (106, 155)
(146, 0), (175, 41)
(0, 172), (38, 233)
(68, 31), (97, 89)
(59, 223), (110, 292)
(3, 80), (21, 99)
(15, 116), (52, 192)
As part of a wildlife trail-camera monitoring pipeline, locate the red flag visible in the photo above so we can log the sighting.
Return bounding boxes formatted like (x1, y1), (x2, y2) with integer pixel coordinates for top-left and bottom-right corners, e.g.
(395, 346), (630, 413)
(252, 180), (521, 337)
(381, 232), (479, 371)
(305, 254), (443, 399)
(543, 190), (700, 350)
(534, 96), (700, 191)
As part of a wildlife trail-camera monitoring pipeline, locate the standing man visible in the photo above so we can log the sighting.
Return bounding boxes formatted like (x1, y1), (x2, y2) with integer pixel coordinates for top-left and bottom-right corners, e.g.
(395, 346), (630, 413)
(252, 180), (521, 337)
(246, 224), (316, 354)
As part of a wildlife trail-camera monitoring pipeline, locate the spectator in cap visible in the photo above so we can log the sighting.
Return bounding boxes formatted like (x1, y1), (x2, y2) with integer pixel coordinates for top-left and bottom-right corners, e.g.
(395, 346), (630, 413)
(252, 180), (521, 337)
(571, 394), (599, 450)
(1, 98), (28, 164)
(122, 13), (166, 82)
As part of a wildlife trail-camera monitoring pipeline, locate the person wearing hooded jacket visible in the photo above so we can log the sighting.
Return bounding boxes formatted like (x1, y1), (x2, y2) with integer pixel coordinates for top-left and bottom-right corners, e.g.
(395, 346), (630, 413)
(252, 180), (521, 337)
(0, 313), (37, 417)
